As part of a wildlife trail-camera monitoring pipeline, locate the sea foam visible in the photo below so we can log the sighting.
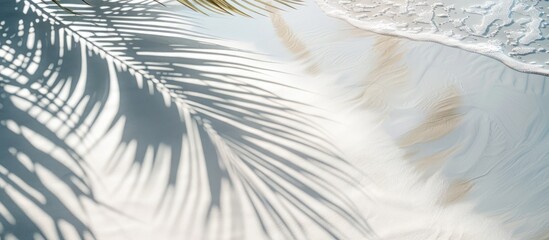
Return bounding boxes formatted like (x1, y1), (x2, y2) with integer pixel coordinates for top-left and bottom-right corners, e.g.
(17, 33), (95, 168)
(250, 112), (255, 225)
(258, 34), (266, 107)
(316, 0), (549, 76)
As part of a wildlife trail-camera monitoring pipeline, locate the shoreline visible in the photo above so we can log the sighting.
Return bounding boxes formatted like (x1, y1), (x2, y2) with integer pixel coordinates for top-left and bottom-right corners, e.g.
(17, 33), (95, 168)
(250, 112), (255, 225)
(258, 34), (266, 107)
(314, 0), (549, 77)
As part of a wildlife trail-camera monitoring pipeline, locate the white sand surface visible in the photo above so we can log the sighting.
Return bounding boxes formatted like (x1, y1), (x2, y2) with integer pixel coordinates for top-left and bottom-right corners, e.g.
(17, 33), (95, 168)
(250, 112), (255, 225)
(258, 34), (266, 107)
(1, 0), (548, 239)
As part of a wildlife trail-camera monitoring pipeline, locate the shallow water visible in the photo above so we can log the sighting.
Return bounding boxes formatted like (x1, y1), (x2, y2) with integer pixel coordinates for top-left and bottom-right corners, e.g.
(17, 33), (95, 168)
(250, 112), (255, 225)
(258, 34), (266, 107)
(317, 0), (549, 76)
(1, 0), (549, 239)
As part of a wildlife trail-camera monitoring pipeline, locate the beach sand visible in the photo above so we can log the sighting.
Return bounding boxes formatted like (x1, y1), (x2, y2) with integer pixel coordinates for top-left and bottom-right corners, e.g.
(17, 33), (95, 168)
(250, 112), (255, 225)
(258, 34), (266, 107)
(1, 0), (549, 239)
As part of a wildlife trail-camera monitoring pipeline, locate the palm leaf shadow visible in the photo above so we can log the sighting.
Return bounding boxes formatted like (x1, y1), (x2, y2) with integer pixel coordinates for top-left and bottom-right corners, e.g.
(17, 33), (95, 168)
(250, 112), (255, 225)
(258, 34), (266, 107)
(1, 0), (373, 239)
(0, 0), (113, 238)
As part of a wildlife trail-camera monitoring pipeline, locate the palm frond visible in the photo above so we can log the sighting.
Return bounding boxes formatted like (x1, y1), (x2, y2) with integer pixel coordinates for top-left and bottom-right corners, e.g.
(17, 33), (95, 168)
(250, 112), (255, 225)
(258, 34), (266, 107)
(175, 0), (301, 16)
(54, 0), (301, 16)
